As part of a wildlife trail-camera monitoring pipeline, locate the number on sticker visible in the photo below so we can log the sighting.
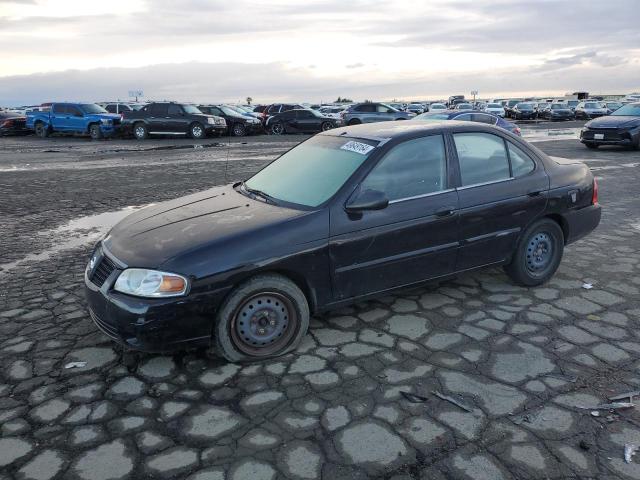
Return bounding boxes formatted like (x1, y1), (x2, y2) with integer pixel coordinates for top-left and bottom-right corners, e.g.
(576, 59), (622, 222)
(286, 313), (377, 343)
(341, 141), (375, 155)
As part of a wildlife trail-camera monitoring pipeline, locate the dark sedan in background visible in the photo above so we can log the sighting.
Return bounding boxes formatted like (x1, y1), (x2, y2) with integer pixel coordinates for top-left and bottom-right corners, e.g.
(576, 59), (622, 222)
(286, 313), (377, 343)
(0, 112), (29, 136)
(266, 108), (342, 134)
(580, 102), (640, 149)
(85, 121), (600, 361)
(198, 105), (263, 136)
(413, 110), (521, 136)
(512, 103), (537, 120)
(541, 103), (575, 121)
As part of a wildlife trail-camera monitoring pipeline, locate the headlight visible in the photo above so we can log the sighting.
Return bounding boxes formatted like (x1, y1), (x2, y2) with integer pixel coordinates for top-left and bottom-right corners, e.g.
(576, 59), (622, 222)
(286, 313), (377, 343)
(114, 268), (188, 298)
(207, 117), (215, 124)
(100, 119), (112, 125)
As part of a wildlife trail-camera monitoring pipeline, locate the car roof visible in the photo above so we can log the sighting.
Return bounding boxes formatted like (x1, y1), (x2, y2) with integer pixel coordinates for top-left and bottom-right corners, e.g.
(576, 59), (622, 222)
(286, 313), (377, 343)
(320, 120), (505, 143)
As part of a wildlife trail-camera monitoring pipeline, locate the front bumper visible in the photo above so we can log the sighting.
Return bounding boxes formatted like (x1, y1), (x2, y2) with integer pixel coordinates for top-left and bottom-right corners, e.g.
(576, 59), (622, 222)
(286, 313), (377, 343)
(580, 128), (638, 147)
(83, 248), (231, 352)
(564, 204), (601, 245)
(99, 124), (123, 137)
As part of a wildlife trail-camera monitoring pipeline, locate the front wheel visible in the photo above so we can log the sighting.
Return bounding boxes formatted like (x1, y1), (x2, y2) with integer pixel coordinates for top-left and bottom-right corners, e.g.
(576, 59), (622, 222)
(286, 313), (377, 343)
(503, 219), (564, 287)
(190, 122), (205, 139)
(89, 124), (102, 140)
(214, 274), (309, 362)
(133, 123), (148, 140)
(321, 121), (333, 131)
(270, 122), (284, 135)
(232, 123), (246, 137)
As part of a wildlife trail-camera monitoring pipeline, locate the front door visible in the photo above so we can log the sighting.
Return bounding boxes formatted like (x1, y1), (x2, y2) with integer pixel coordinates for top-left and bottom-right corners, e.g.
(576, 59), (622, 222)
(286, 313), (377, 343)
(330, 134), (459, 299)
(452, 131), (549, 270)
(167, 104), (188, 133)
(148, 103), (170, 132)
(66, 105), (85, 132)
(295, 110), (318, 132)
(51, 104), (69, 131)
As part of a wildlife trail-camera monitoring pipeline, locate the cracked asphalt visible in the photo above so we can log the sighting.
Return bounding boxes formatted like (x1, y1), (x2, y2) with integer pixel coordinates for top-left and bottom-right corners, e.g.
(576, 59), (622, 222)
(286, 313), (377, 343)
(1, 130), (639, 480)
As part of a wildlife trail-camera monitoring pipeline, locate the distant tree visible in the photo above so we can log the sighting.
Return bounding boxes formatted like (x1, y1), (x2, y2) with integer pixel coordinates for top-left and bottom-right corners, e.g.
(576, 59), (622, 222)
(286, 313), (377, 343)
(246, 97), (253, 105)
(335, 96), (353, 103)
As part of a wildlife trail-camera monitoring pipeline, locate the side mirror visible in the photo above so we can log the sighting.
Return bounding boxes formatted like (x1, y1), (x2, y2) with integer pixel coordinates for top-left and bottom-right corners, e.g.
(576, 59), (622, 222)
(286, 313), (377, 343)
(345, 189), (389, 213)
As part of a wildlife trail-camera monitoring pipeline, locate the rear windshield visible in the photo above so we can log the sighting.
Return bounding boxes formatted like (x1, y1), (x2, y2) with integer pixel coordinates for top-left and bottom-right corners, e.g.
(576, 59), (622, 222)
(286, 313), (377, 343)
(245, 135), (377, 207)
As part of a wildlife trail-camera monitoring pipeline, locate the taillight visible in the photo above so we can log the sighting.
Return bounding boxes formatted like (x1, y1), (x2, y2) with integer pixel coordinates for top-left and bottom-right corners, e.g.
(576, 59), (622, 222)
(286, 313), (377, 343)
(592, 177), (598, 205)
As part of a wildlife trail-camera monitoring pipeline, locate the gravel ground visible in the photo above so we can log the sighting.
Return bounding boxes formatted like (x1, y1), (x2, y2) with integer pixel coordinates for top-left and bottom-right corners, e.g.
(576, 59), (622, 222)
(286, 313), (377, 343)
(1, 129), (640, 480)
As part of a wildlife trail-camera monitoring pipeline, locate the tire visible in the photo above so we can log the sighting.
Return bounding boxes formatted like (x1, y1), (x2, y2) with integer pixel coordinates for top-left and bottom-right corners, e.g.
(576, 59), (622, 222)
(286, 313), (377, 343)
(214, 274), (310, 362)
(35, 122), (49, 138)
(232, 123), (246, 137)
(271, 122), (285, 135)
(190, 122), (205, 139)
(89, 124), (102, 140)
(585, 143), (599, 149)
(133, 123), (148, 140)
(347, 119), (361, 126)
(504, 218), (564, 287)
(321, 121), (333, 132)
(395, 118), (406, 121)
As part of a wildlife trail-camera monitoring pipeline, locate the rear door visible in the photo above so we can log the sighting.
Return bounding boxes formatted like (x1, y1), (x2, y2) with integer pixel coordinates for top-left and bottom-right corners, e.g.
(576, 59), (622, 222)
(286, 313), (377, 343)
(148, 103), (169, 132)
(452, 131), (549, 270)
(167, 104), (188, 132)
(295, 110), (319, 132)
(330, 133), (459, 299)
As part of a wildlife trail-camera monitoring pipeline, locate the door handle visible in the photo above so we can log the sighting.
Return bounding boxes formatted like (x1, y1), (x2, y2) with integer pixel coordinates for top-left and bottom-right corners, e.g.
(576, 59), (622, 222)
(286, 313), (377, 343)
(435, 206), (456, 217)
(527, 190), (542, 197)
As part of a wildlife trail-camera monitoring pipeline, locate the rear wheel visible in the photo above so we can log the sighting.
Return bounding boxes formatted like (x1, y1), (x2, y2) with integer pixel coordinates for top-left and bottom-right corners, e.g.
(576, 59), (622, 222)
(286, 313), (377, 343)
(133, 123), (148, 140)
(321, 121), (333, 131)
(35, 122), (49, 138)
(214, 274), (309, 362)
(347, 119), (361, 126)
(190, 122), (205, 139)
(504, 218), (564, 287)
(89, 124), (102, 140)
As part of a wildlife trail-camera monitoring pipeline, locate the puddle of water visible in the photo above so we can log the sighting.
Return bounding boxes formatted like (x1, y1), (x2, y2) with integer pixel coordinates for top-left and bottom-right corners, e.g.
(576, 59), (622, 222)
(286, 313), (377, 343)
(0, 205), (151, 274)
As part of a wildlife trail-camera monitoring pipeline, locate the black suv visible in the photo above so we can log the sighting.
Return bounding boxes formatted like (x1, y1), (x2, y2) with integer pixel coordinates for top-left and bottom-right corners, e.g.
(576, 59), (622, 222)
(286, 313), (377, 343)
(198, 105), (263, 136)
(122, 102), (227, 140)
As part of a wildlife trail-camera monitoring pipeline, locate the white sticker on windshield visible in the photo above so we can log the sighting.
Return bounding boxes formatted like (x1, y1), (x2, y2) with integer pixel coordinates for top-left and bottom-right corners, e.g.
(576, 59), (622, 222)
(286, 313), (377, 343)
(340, 141), (374, 155)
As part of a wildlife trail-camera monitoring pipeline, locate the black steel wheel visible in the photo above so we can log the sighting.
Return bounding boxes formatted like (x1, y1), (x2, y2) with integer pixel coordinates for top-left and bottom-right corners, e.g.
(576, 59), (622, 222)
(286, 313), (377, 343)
(214, 274), (309, 362)
(504, 218), (564, 286)
(271, 122), (284, 135)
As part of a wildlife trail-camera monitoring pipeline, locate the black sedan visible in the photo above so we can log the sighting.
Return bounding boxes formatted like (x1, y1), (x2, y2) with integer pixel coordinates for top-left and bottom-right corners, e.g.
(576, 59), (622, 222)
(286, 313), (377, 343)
(85, 122), (601, 361)
(266, 109), (342, 134)
(0, 112), (29, 136)
(512, 103), (537, 120)
(580, 102), (640, 149)
(541, 103), (575, 121)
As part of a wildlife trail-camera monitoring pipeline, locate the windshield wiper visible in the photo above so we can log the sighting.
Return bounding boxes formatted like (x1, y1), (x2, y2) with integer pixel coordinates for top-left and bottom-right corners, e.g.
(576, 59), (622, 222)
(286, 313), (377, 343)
(240, 181), (279, 205)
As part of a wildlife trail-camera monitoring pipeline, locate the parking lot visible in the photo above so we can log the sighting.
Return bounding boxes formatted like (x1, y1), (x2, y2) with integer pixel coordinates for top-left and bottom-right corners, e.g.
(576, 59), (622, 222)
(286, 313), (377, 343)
(1, 125), (639, 480)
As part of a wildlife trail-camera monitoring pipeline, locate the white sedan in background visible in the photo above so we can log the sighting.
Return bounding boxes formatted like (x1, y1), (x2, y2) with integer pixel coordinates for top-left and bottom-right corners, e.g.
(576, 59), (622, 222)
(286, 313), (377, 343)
(483, 102), (506, 117)
(428, 103), (447, 112)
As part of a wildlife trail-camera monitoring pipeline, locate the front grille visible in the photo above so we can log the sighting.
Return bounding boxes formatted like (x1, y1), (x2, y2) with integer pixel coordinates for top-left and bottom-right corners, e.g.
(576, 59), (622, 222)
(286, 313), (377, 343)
(90, 255), (116, 287)
(584, 129), (621, 141)
(89, 309), (120, 340)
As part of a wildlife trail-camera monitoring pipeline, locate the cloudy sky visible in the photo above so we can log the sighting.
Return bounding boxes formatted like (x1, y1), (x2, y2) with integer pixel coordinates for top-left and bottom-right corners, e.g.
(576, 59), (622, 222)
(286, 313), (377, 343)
(1, 0), (639, 105)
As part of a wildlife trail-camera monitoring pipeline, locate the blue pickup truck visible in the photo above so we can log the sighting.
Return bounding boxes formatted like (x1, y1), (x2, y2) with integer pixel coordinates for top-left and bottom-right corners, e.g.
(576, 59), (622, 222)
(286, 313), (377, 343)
(26, 103), (122, 139)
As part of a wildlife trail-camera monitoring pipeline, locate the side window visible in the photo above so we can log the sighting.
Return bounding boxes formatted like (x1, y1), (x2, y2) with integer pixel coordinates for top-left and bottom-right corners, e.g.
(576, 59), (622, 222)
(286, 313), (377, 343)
(454, 133), (510, 186)
(472, 113), (496, 125)
(376, 104), (391, 113)
(149, 104), (167, 116)
(455, 113), (473, 121)
(168, 104), (182, 115)
(210, 107), (223, 116)
(52, 104), (66, 114)
(361, 135), (447, 201)
(507, 142), (536, 177)
(105, 105), (116, 113)
(67, 105), (83, 117)
(355, 104), (375, 113)
(296, 110), (313, 119)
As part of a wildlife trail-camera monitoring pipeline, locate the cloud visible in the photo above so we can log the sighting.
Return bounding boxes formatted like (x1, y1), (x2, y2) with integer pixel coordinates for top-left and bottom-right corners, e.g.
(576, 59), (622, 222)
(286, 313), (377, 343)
(346, 63), (365, 69)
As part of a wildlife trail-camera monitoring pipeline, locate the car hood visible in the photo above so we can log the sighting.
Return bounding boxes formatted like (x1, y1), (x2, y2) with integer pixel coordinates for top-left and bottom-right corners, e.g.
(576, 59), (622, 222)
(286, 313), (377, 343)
(586, 115), (640, 128)
(103, 184), (311, 269)
(550, 109), (572, 113)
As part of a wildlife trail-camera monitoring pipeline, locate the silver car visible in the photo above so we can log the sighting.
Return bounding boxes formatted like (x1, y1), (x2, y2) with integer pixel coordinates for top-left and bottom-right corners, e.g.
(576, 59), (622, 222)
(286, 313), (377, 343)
(342, 102), (415, 125)
(575, 101), (609, 120)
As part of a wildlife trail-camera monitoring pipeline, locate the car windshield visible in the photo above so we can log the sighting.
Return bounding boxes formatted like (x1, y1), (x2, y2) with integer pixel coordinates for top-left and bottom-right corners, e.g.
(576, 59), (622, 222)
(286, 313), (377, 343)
(244, 135), (377, 207)
(584, 103), (601, 108)
(414, 113), (449, 121)
(517, 103), (533, 110)
(219, 106), (241, 116)
(430, 104), (446, 109)
(182, 105), (202, 114)
(551, 104), (565, 110)
(611, 104), (640, 116)
(487, 103), (502, 108)
(458, 104), (472, 109)
(80, 104), (108, 114)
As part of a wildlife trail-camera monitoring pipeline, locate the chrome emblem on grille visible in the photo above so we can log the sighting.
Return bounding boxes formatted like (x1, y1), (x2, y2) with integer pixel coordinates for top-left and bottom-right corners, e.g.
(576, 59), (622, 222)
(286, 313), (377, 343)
(89, 253), (98, 270)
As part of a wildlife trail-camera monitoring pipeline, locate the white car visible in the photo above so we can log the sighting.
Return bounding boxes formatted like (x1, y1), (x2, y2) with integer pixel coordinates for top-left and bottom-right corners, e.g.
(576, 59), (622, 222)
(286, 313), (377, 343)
(484, 102), (506, 117)
(429, 103), (447, 111)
